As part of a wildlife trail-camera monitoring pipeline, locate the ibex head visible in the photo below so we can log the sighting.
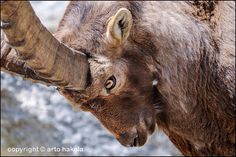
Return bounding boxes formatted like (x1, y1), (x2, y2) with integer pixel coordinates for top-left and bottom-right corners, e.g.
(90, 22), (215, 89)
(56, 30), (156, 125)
(55, 2), (162, 147)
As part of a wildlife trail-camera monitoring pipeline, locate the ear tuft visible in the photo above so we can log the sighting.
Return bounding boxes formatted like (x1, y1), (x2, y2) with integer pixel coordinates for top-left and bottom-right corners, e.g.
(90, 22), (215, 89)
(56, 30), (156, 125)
(106, 8), (132, 46)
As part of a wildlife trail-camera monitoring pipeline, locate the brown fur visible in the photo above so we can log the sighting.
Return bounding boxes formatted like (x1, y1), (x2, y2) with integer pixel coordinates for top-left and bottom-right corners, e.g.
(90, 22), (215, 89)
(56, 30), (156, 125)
(56, 1), (235, 155)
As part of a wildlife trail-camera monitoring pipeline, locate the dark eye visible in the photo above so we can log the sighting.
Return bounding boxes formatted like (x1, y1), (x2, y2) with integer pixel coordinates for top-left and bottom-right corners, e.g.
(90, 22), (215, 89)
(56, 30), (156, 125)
(105, 75), (116, 90)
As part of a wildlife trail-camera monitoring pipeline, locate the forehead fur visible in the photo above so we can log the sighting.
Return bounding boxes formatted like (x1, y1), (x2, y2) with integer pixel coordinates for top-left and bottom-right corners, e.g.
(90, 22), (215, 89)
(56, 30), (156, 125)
(58, 1), (142, 27)
(55, 1), (142, 55)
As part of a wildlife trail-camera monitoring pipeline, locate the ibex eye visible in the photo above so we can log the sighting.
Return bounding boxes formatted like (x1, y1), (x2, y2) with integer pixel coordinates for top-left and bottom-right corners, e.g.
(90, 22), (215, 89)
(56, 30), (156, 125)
(105, 75), (116, 90)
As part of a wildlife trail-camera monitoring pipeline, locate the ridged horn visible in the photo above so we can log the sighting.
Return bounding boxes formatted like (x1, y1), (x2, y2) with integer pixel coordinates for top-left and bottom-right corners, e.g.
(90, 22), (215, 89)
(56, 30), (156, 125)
(1, 1), (89, 90)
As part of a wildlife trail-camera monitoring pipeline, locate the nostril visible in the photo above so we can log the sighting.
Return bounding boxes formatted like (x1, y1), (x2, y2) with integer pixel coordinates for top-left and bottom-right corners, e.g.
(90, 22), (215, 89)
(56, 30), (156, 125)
(120, 132), (128, 138)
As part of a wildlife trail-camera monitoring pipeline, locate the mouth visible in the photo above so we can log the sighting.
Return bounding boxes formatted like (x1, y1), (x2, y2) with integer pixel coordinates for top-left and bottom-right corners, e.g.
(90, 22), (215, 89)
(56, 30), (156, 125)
(121, 132), (145, 147)
(132, 131), (148, 147)
(133, 135), (139, 147)
(118, 127), (153, 147)
(117, 118), (156, 147)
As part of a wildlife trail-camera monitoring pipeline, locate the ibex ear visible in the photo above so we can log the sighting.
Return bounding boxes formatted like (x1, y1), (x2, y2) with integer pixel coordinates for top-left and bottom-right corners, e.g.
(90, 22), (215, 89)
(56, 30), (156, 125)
(106, 8), (132, 46)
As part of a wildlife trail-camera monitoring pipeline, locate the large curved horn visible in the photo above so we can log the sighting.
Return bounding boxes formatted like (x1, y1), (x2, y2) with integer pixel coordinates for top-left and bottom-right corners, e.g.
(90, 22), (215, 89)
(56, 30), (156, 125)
(1, 1), (89, 90)
(1, 39), (54, 86)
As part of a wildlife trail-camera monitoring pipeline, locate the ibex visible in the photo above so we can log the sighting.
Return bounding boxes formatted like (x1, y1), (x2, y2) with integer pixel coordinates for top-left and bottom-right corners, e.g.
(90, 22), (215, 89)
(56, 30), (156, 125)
(1, 1), (235, 156)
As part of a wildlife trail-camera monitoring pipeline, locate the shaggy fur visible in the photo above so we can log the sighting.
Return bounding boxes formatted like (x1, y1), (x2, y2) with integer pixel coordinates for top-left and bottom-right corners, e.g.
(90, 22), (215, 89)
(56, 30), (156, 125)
(56, 1), (235, 156)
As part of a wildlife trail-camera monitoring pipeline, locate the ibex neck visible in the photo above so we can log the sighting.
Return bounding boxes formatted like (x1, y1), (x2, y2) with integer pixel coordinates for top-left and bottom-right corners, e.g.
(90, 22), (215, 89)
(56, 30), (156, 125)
(129, 1), (235, 155)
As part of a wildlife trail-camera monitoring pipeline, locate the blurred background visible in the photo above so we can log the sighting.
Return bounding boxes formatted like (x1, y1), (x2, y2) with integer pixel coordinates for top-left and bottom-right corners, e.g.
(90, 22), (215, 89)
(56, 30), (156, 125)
(1, 1), (180, 156)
